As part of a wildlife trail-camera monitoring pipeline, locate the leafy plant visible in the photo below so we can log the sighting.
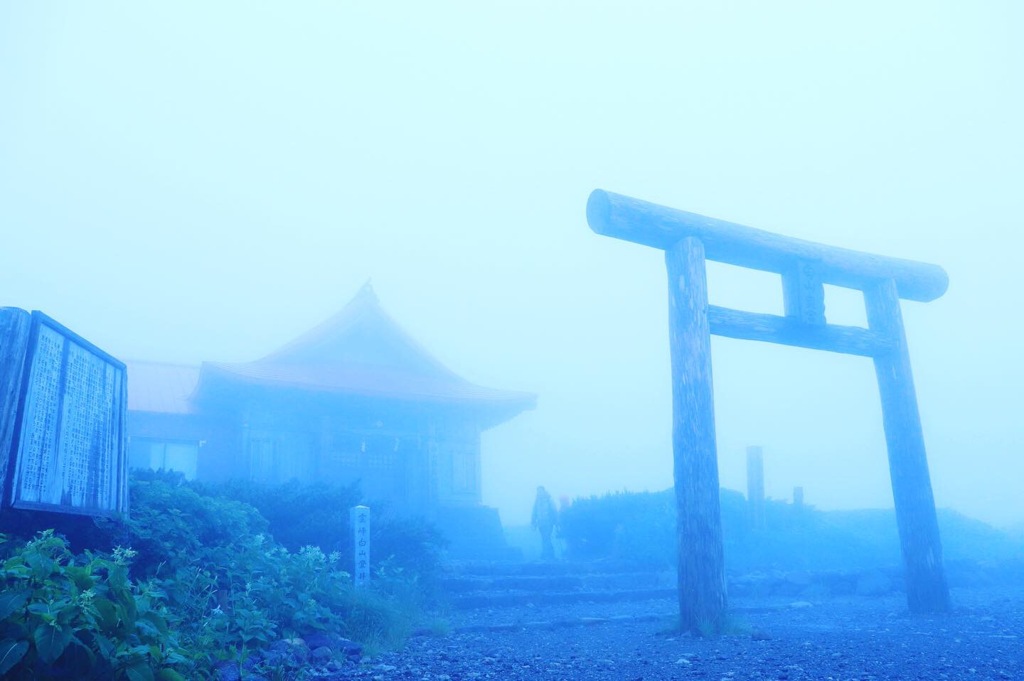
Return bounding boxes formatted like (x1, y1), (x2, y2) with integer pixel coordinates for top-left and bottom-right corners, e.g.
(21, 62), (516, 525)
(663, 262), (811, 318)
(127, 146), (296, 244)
(0, 530), (188, 680)
(201, 478), (361, 555)
(1, 474), (446, 678)
(206, 479), (447, 596)
(119, 470), (268, 579)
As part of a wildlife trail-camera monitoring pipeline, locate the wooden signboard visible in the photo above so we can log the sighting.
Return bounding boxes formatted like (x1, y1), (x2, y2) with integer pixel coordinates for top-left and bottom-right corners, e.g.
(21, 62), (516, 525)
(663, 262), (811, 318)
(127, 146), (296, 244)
(0, 308), (128, 518)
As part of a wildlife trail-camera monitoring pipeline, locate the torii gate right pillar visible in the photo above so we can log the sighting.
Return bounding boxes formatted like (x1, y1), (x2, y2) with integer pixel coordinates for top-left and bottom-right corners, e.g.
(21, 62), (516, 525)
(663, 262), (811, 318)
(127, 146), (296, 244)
(867, 279), (950, 612)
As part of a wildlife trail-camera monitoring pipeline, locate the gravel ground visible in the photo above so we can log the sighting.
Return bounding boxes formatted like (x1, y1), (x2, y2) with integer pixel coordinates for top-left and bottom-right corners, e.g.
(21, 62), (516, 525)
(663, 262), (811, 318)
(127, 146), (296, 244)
(335, 585), (1024, 680)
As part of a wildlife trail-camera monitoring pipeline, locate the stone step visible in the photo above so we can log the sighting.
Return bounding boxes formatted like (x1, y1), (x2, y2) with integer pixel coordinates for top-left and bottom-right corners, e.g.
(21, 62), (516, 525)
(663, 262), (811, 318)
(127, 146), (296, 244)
(435, 558), (1024, 614)
(435, 562), (920, 610)
(437, 560), (676, 610)
(440, 559), (656, 577)
(446, 587), (677, 610)
(440, 570), (675, 594)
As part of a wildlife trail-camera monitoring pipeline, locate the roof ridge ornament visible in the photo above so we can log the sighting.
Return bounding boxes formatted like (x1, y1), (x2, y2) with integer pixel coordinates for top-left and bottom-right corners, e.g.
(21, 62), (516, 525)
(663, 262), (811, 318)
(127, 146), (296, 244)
(357, 279), (377, 302)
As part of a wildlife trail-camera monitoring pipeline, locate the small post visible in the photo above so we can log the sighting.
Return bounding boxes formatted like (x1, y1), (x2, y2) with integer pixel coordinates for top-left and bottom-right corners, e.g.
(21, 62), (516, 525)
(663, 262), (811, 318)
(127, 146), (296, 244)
(793, 486), (804, 510)
(350, 505), (371, 587)
(746, 446), (765, 531)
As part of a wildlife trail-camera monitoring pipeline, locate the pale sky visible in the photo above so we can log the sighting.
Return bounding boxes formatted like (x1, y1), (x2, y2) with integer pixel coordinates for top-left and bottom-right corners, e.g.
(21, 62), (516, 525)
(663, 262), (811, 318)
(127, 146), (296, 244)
(2, 2), (1021, 528)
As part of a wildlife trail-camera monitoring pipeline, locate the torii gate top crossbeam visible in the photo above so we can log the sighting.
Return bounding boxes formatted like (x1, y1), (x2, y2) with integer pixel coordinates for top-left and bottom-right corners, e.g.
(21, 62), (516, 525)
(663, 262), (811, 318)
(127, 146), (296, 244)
(587, 189), (948, 303)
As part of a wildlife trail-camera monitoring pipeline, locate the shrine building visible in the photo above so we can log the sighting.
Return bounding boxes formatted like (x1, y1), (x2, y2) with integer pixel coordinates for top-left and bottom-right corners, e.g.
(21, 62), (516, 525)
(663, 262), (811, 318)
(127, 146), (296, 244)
(125, 284), (535, 519)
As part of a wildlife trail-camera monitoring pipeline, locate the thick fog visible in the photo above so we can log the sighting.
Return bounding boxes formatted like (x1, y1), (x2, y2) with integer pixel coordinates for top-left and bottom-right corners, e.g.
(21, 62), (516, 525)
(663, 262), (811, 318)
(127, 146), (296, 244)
(2, 2), (1021, 529)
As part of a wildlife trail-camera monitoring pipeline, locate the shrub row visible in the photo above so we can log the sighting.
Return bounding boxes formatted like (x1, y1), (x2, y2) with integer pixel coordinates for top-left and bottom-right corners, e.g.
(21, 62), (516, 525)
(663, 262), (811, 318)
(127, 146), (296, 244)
(558, 487), (1024, 573)
(0, 472), (445, 679)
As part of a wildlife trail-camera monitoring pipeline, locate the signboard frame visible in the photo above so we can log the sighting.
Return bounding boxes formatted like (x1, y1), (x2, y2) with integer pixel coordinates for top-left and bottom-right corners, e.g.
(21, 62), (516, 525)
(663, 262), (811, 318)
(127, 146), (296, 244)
(2, 310), (129, 518)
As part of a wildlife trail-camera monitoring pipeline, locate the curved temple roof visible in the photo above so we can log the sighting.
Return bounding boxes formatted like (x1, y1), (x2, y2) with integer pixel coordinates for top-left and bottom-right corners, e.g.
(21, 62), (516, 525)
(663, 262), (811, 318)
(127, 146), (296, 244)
(192, 284), (536, 426)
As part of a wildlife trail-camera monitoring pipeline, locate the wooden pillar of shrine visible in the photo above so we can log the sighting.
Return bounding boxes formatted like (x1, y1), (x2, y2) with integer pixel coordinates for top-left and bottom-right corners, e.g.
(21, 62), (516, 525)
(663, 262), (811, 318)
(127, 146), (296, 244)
(665, 237), (727, 634)
(867, 279), (949, 613)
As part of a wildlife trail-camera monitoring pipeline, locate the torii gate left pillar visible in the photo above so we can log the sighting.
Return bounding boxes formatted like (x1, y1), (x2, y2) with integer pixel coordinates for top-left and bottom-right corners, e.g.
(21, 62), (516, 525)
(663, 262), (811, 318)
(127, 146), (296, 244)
(588, 190), (951, 634)
(665, 237), (727, 630)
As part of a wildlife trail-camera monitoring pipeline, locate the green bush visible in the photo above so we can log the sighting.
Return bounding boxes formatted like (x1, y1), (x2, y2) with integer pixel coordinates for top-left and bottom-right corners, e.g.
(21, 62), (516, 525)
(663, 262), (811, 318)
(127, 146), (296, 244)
(119, 471), (269, 580)
(132, 474), (443, 672)
(1, 473), (445, 677)
(206, 479), (447, 590)
(558, 487), (872, 570)
(369, 509), (447, 589)
(558, 487), (1024, 574)
(559, 490), (676, 566)
(200, 478), (360, 554)
(0, 530), (187, 680)
(151, 533), (427, 673)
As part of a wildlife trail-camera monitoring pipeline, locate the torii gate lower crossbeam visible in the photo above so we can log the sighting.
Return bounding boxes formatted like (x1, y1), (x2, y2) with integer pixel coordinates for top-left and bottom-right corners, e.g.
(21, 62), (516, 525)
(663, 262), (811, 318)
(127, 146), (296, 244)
(587, 190), (950, 634)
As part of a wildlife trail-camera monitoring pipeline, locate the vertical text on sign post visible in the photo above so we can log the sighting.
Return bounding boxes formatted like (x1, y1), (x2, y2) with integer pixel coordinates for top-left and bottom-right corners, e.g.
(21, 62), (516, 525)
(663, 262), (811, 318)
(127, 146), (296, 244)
(350, 505), (370, 587)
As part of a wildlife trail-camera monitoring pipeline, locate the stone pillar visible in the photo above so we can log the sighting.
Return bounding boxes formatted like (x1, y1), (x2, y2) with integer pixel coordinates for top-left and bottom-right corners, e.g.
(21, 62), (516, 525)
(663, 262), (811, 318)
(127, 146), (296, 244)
(746, 446), (765, 531)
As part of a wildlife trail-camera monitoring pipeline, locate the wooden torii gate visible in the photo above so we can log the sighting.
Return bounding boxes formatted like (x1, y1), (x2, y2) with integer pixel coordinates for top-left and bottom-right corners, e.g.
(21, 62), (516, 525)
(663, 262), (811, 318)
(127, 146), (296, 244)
(587, 189), (950, 633)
